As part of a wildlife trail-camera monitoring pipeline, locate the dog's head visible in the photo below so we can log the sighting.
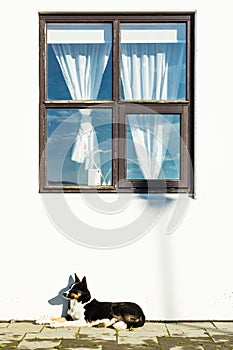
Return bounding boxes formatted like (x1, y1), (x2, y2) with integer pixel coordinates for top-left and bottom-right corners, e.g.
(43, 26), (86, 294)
(63, 274), (91, 304)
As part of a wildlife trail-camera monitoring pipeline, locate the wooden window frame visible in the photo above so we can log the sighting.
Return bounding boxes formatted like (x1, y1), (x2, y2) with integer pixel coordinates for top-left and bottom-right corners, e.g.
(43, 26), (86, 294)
(39, 12), (195, 195)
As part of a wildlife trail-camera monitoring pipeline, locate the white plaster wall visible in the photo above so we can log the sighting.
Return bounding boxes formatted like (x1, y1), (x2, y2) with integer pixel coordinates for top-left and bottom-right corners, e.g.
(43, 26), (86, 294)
(1, 0), (233, 321)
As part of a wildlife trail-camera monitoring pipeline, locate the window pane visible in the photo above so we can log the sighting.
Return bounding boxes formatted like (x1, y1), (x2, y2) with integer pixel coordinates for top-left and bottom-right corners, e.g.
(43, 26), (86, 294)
(120, 23), (186, 100)
(126, 114), (180, 180)
(47, 24), (112, 100)
(47, 109), (112, 186)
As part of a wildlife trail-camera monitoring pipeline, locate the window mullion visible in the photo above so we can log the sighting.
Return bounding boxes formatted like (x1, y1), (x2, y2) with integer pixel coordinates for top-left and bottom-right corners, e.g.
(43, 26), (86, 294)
(112, 19), (121, 189)
(39, 17), (46, 104)
(113, 19), (120, 102)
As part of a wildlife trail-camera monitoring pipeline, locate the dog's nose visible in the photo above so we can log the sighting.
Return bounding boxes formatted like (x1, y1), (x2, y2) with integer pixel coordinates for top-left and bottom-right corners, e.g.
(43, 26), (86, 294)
(63, 292), (68, 297)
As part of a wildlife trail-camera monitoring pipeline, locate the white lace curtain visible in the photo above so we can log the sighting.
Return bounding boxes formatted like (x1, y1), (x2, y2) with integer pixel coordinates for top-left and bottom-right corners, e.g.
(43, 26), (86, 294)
(52, 43), (111, 169)
(121, 43), (185, 179)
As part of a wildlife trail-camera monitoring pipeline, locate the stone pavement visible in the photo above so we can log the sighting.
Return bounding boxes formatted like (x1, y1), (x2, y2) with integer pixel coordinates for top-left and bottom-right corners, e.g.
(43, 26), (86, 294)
(1, 321), (233, 349)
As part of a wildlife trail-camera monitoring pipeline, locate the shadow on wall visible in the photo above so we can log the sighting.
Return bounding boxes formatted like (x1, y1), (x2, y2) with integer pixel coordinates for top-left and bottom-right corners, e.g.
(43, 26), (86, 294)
(161, 195), (191, 319)
(141, 194), (191, 235)
(48, 275), (74, 317)
(141, 194), (191, 319)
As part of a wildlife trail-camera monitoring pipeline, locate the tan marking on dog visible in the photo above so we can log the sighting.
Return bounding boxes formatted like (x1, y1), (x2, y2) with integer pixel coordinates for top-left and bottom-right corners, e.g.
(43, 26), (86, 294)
(50, 317), (66, 323)
(97, 322), (108, 328)
(71, 292), (81, 300)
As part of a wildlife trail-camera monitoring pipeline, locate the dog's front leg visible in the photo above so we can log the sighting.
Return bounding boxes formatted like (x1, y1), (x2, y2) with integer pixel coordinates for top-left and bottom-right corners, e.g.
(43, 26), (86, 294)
(50, 320), (87, 328)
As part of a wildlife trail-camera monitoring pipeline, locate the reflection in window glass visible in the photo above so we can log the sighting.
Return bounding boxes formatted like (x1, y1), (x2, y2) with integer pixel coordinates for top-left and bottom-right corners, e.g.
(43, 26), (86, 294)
(120, 23), (186, 100)
(126, 114), (180, 180)
(47, 109), (112, 186)
(47, 24), (112, 100)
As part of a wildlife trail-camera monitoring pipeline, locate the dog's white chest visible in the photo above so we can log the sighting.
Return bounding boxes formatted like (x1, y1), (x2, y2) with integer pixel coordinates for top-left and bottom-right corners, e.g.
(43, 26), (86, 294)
(67, 299), (85, 321)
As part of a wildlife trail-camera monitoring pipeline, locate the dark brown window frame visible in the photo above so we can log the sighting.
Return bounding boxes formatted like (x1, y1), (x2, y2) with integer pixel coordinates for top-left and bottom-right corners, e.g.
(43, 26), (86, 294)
(39, 12), (195, 195)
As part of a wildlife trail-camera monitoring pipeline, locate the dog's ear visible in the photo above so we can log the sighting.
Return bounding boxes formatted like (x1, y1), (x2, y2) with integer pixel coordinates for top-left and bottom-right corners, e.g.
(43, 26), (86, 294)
(82, 276), (87, 288)
(74, 273), (80, 283)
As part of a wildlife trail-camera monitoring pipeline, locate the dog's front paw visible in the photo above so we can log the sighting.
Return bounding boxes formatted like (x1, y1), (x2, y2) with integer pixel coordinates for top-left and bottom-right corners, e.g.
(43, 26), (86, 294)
(49, 321), (65, 328)
(49, 320), (86, 328)
(49, 322), (64, 328)
(35, 316), (52, 325)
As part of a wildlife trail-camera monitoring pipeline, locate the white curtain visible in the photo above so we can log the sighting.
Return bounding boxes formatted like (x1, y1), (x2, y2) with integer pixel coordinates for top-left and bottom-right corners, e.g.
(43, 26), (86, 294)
(52, 43), (111, 169)
(127, 114), (172, 179)
(121, 43), (184, 179)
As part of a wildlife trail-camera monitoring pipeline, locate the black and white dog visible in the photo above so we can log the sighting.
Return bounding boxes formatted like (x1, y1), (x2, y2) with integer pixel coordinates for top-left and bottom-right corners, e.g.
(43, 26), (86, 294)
(49, 274), (145, 330)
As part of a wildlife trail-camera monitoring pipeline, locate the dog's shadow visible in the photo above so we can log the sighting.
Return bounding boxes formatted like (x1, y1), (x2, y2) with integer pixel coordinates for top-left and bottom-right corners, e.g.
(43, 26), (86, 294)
(48, 275), (74, 317)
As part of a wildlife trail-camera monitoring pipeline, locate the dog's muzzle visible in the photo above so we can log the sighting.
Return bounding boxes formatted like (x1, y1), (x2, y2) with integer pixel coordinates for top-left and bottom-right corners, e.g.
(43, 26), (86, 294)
(63, 291), (81, 300)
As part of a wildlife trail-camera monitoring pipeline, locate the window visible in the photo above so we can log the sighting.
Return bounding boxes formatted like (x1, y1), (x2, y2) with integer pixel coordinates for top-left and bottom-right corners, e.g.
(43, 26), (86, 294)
(39, 13), (195, 194)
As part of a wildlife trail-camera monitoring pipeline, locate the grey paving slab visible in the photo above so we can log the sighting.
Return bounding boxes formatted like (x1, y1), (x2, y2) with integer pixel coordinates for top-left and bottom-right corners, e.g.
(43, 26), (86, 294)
(76, 327), (118, 350)
(0, 321), (41, 341)
(212, 333), (233, 342)
(8, 321), (43, 333)
(206, 328), (233, 337)
(0, 322), (10, 328)
(134, 321), (169, 336)
(118, 333), (158, 346)
(177, 322), (216, 329)
(117, 325), (160, 346)
(158, 336), (207, 350)
(0, 340), (20, 349)
(64, 348), (102, 350)
(206, 322), (233, 345)
(79, 326), (115, 341)
(213, 321), (233, 332)
(24, 325), (79, 340)
(0, 330), (25, 341)
(61, 344), (102, 350)
(61, 335), (115, 349)
(206, 333), (233, 347)
(17, 339), (61, 349)
(166, 322), (209, 337)
(117, 334), (148, 345)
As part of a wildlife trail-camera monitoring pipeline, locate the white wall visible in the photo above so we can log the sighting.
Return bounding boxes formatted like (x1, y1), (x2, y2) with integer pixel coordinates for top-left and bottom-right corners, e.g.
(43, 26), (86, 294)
(1, 0), (233, 321)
